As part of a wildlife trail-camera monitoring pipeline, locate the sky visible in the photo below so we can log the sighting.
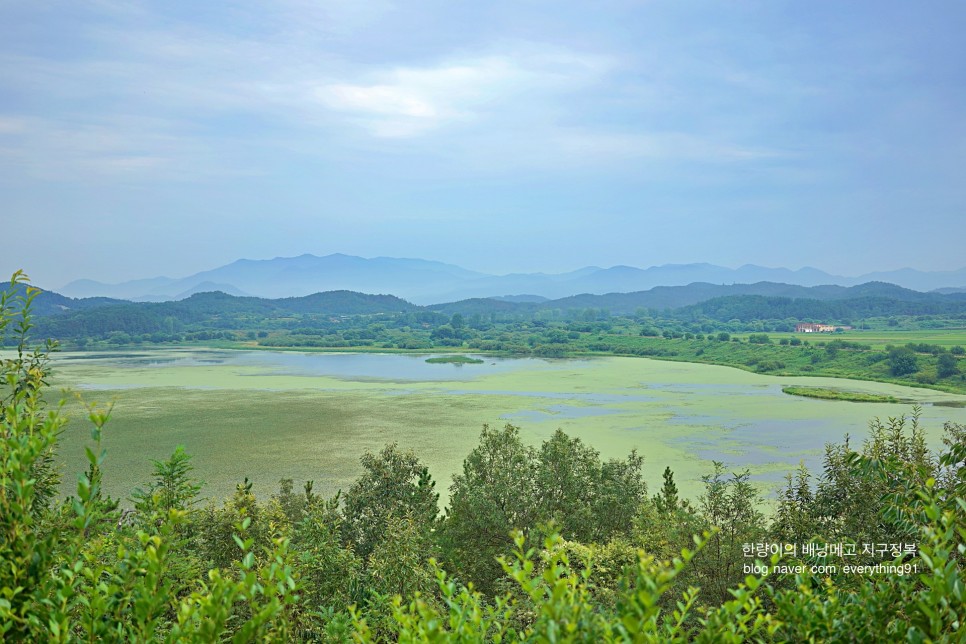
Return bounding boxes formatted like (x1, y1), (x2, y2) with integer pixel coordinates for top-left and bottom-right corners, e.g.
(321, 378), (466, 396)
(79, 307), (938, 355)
(1, 0), (965, 289)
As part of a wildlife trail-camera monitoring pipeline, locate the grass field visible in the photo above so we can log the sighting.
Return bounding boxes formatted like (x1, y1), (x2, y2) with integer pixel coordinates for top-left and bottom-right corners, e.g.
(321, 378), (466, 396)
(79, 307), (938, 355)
(576, 331), (966, 395)
(46, 349), (966, 508)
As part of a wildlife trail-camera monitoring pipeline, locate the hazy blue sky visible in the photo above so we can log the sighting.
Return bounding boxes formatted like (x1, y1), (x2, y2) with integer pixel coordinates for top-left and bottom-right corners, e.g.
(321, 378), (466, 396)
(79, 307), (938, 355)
(2, 1), (964, 288)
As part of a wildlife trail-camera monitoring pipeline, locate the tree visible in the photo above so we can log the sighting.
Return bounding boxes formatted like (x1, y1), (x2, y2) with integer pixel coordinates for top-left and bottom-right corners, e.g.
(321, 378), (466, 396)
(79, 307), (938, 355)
(534, 430), (646, 544)
(289, 491), (364, 620)
(771, 462), (817, 543)
(430, 324), (455, 341)
(654, 466), (680, 514)
(365, 512), (438, 636)
(132, 445), (203, 516)
(802, 410), (933, 558)
(590, 449), (647, 542)
(197, 478), (272, 571)
(888, 347), (919, 376)
(533, 430), (599, 542)
(693, 463), (765, 605)
(342, 443), (439, 560)
(440, 424), (537, 595)
(937, 352), (959, 378)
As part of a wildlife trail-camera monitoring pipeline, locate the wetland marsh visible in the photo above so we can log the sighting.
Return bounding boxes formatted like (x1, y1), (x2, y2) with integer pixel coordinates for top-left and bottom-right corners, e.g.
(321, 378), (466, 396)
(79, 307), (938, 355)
(48, 348), (966, 503)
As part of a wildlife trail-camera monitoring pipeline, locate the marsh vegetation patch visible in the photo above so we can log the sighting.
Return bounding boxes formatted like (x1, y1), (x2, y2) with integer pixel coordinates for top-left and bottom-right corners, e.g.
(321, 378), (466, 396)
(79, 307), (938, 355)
(49, 350), (966, 503)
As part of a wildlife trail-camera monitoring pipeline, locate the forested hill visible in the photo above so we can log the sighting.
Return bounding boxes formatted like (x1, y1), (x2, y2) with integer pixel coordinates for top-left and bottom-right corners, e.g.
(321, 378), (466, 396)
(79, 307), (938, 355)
(10, 279), (966, 343)
(13, 279), (966, 317)
(0, 282), (966, 348)
(1, 280), (125, 316)
(3, 283), (416, 317)
(669, 293), (966, 323)
(272, 291), (416, 314)
(430, 281), (966, 316)
(13, 287), (416, 341)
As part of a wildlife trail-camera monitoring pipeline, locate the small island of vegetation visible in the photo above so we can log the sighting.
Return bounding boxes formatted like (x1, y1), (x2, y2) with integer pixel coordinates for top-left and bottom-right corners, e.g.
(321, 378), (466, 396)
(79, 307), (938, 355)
(782, 385), (903, 403)
(425, 354), (485, 365)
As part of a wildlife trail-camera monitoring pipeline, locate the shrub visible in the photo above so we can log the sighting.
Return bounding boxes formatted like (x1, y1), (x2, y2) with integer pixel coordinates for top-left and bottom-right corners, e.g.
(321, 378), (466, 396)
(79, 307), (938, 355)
(888, 347), (919, 376)
(938, 353), (959, 378)
(0, 274), (302, 642)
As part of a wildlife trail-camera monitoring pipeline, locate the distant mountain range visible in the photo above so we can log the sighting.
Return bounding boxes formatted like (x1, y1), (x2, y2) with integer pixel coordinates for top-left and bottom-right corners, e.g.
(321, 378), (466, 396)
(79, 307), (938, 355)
(57, 253), (966, 305)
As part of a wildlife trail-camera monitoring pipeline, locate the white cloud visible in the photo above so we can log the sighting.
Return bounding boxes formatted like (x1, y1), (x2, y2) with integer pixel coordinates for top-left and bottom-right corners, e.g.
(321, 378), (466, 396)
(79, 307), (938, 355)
(321, 84), (440, 118)
(312, 48), (613, 138)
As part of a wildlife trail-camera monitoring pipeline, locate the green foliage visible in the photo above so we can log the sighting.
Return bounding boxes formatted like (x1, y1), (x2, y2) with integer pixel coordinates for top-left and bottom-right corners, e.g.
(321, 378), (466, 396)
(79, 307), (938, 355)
(342, 443), (439, 561)
(442, 425), (649, 597)
(363, 513), (440, 637)
(2, 274), (305, 641)
(766, 427), (966, 642)
(654, 466), (680, 514)
(771, 462), (816, 544)
(441, 424), (539, 595)
(197, 479), (273, 571)
(808, 410), (932, 550)
(535, 429), (646, 544)
(366, 529), (780, 642)
(692, 464), (766, 605)
(0, 272), (75, 639)
(167, 521), (303, 643)
(938, 352), (960, 378)
(889, 346), (920, 376)
(132, 445), (203, 516)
